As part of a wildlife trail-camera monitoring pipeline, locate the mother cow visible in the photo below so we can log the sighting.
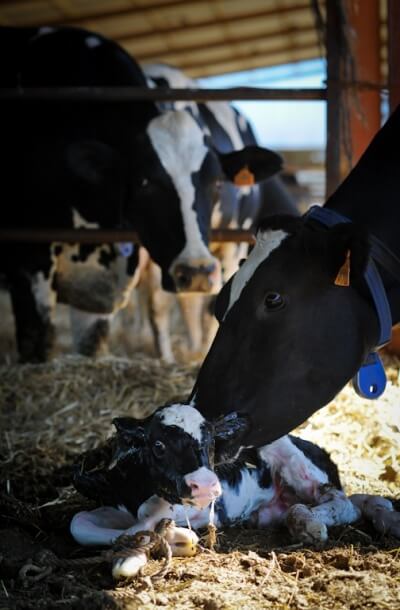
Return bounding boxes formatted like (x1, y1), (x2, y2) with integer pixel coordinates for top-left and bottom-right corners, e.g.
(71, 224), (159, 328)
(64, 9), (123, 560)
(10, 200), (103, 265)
(193, 105), (400, 448)
(0, 26), (278, 361)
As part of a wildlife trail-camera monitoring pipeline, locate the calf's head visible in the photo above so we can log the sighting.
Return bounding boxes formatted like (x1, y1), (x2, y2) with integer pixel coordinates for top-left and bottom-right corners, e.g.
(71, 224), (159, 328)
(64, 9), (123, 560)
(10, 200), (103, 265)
(193, 214), (379, 447)
(113, 404), (249, 508)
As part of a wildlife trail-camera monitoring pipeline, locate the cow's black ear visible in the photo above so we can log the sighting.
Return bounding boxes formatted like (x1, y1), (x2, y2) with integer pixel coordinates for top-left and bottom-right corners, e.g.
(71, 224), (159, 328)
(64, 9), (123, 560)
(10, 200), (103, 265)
(219, 146), (283, 185)
(112, 417), (147, 446)
(66, 140), (118, 185)
(327, 223), (370, 287)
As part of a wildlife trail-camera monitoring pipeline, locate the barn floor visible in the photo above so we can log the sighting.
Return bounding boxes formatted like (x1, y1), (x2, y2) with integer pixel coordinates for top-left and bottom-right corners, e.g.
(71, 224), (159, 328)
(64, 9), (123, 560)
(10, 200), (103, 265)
(0, 293), (400, 610)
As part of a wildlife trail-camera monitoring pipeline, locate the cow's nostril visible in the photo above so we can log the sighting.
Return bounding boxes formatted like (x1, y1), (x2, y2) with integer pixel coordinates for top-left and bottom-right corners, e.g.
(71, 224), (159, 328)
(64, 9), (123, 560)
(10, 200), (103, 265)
(190, 482), (199, 491)
(175, 271), (191, 290)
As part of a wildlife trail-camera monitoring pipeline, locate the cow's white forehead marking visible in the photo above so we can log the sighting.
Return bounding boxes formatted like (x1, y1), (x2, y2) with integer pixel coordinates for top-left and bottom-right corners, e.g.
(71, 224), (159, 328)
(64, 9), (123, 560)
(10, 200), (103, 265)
(147, 110), (212, 264)
(85, 36), (102, 49)
(143, 64), (199, 115)
(159, 404), (206, 443)
(224, 229), (289, 319)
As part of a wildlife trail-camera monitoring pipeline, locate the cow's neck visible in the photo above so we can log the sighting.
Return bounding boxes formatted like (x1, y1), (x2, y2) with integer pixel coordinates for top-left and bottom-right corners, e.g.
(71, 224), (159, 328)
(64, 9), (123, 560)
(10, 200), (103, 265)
(324, 106), (400, 323)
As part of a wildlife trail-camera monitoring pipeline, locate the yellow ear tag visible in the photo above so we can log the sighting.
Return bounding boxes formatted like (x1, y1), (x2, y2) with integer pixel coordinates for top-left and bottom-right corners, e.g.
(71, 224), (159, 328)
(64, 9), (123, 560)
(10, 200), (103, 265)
(234, 165), (255, 187)
(334, 250), (351, 287)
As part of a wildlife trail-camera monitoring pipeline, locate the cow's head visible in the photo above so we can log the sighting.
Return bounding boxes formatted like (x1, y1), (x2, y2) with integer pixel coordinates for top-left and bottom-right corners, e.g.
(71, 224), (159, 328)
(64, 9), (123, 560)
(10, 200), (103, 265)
(131, 110), (283, 293)
(112, 404), (248, 508)
(193, 214), (379, 448)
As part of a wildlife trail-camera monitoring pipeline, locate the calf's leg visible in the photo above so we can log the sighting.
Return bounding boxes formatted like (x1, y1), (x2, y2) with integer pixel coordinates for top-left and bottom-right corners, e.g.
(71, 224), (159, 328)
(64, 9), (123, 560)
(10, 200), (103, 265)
(286, 487), (361, 544)
(350, 494), (400, 538)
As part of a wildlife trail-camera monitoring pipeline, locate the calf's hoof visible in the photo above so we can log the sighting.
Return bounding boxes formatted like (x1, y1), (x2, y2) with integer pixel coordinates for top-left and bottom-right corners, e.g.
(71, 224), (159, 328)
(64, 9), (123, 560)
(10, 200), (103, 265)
(286, 504), (328, 544)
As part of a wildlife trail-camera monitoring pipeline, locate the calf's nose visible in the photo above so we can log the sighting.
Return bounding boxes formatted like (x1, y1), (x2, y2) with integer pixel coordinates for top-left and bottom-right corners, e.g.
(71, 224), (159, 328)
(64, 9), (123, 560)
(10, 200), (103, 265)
(184, 467), (222, 507)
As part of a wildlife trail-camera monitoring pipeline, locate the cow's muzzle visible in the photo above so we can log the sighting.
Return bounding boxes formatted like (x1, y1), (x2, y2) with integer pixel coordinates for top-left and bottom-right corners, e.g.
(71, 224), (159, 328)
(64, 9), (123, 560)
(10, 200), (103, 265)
(172, 258), (222, 294)
(183, 466), (222, 509)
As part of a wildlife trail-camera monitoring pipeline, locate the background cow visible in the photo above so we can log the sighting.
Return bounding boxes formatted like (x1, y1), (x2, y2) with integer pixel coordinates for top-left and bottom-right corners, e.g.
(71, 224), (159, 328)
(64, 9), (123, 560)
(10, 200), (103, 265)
(0, 26), (279, 362)
(192, 105), (400, 449)
(125, 64), (300, 362)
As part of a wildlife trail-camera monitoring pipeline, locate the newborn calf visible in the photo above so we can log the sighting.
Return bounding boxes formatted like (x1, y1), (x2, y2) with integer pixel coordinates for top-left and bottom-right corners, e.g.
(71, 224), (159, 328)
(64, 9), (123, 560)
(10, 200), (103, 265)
(71, 406), (400, 561)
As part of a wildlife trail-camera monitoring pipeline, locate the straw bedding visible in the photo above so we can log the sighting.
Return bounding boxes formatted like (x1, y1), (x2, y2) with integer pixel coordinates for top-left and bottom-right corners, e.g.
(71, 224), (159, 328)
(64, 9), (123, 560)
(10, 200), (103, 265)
(0, 347), (399, 609)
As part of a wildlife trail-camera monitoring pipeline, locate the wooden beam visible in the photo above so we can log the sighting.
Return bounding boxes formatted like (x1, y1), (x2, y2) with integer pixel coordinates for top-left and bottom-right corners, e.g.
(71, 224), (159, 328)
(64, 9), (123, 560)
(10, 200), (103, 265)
(154, 40), (320, 73)
(0, 227), (255, 245)
(114, 3), (312, 43)
(0, 86), (327, 102)
(388, 0), (400, 111)
(127, 25), (317, 63)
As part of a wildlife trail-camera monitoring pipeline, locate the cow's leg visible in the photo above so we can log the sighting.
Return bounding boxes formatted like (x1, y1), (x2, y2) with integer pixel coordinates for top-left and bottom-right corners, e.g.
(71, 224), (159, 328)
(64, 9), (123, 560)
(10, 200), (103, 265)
(142, 262), (176, 363)
(285, 487), (361, 544)
(178, 294), (205, 355)
(350, 494), (400, 538)
(70, 307), (112, 357)
(70, 506), (136, 546)
(8, 269), (56, 362)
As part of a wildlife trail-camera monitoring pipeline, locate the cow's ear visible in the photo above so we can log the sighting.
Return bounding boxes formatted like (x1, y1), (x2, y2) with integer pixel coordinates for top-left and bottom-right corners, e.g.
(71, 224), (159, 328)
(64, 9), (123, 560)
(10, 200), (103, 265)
(66, 140), (118, 185)
(327, 223), (370, 287)
(218, 146), (283, 185)
(112, 417), (148, 446)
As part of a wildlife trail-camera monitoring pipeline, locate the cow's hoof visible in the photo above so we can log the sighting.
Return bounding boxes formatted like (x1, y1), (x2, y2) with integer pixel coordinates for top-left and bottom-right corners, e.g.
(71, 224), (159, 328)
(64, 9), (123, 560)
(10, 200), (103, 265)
(164, 526), (199, 557)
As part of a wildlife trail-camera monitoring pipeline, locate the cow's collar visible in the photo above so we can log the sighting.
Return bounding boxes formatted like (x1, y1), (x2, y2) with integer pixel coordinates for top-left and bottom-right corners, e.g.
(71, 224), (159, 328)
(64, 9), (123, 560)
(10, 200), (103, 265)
(304, 205), (400, 400)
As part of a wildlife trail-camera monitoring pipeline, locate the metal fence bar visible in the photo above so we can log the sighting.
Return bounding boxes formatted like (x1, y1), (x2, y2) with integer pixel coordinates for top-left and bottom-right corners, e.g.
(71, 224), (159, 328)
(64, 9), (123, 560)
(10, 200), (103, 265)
(0, 86), (327, 102)
(0, 228), (255, 245)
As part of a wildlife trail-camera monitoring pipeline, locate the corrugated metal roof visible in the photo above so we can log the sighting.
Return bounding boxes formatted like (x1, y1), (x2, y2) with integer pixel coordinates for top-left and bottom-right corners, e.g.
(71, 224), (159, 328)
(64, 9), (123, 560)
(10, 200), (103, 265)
(0, 0), (386, 78)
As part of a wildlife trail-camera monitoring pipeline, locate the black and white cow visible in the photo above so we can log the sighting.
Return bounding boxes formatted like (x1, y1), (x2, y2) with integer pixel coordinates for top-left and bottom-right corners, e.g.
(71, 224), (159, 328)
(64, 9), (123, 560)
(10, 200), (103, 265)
(0, 26), (279, 361)
(71, 403), (400, 578)
(128, 64), (299, 361)
(192, 104), (400, 448)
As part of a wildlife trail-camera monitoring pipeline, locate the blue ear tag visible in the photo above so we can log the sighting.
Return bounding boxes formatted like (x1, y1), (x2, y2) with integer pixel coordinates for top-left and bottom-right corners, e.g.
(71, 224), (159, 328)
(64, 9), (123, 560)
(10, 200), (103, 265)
(117, 242), (134, 257)
(352, 352), (387, 399)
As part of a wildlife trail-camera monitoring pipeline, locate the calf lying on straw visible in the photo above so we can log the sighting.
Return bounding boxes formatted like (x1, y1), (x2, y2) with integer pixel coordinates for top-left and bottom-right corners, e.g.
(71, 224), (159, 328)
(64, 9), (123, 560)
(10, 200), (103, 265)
(71, 404), (400, 578)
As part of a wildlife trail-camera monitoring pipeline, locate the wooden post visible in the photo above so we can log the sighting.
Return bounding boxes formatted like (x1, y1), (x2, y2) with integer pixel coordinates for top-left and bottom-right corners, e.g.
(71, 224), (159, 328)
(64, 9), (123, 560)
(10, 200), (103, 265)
(325, 0), (343, 198)
(345, 0), (381, 164)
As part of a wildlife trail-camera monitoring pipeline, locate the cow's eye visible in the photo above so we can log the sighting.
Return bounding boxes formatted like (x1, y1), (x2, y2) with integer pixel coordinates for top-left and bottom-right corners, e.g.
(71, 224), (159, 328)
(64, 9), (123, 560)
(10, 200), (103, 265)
(264, 292), (285, 311)
(141, 177), (150, 187)
(152, 440), (166, 458)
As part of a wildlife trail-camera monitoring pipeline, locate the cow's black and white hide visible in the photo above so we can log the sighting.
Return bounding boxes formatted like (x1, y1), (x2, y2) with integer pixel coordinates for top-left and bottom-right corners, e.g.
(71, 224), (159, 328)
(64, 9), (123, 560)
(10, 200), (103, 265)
(71, 405), (400, 578)
(1, 27), (280, 362)
(126, 63), (300, 362)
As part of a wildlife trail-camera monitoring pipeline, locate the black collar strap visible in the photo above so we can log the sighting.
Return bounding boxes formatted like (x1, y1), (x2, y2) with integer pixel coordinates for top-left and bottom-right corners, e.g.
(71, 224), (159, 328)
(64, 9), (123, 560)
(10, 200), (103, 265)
(304, 205), (396, 399)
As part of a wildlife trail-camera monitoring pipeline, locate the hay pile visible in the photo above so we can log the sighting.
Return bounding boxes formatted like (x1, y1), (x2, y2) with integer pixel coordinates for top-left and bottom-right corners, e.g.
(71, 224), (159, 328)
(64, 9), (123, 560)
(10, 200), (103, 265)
(0, 354), (198, 502)
(0, 352), (399, 610)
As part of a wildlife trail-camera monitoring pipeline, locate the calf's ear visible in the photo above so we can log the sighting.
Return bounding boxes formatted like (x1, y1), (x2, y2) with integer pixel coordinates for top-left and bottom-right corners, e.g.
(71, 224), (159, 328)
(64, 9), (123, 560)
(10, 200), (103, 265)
(214, 411), (250, 442)
(112, 417), (148, 446)
(214, 411), (250, 463)
(219, 146), (283, 185)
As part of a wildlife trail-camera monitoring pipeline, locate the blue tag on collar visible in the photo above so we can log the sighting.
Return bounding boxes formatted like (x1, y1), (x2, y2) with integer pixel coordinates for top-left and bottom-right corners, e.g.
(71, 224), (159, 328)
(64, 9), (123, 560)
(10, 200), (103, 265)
(117, 242), (134, 257)
(352, 352), (387, 399)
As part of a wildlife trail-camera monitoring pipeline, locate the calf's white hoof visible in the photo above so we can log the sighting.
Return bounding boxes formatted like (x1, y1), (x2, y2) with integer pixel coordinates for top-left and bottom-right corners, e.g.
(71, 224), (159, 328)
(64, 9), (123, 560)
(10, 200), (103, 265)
(286, 504), (328, 544)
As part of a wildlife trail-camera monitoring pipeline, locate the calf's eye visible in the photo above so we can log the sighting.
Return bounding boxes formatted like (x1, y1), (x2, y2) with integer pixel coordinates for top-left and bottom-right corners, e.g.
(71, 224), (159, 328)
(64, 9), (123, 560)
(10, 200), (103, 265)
(264, 292), (285, 311)
(153, 440), (166, 458)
